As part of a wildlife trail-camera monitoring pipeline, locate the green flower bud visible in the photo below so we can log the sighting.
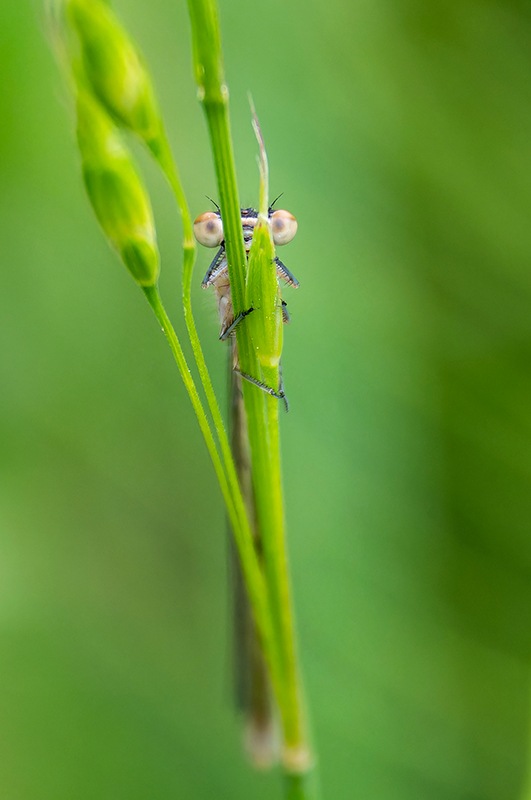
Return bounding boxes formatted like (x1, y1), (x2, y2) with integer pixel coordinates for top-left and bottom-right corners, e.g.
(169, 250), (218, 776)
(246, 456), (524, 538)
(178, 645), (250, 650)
(67, 0), (161, 146)
(76, 91), (159, 287)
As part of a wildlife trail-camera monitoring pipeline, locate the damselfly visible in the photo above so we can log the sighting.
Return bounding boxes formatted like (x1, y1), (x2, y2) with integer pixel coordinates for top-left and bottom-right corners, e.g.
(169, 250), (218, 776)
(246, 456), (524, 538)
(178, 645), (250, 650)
(194, 203), (298, 403)
(194, 202), (299, 765)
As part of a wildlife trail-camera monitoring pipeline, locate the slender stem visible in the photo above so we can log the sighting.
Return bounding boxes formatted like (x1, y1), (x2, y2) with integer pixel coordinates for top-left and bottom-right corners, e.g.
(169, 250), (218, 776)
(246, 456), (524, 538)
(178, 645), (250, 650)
(141, 283), (229, 517)
(186, 0), (247, 310)
(142, 284), (284, 711)
(151, 129), (299, 751)
(152, 133), (243, 524)
(247, 116), (304, 757)
(206, 104), (247, 310)
(262, 388), (304, 753)
(186, 0), (313, 778)
(152, 134), (287, 693)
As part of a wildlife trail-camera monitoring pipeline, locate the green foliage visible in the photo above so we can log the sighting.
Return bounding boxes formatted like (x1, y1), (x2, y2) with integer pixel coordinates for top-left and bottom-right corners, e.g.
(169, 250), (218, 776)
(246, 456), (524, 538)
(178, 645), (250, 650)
(3, 0), (531, 799)
(52, 0), (313, 792)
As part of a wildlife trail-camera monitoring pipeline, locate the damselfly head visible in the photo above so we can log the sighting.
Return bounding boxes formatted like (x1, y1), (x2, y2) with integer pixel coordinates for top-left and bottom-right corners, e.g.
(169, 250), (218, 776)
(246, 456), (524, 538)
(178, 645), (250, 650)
(194, 211), (224, 247)
(194, 206), (297, 248)
(269, 209), (297, 246)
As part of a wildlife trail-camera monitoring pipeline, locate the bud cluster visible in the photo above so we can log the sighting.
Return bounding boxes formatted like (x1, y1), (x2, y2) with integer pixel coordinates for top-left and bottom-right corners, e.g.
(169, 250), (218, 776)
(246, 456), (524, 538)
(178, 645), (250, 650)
(59, 0), (165, 286)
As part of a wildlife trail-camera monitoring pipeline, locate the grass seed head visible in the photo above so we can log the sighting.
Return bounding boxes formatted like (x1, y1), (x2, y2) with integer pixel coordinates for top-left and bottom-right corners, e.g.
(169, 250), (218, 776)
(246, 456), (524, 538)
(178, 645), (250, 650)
(76, 90), (160, 287)
(67, 0), (161, 147)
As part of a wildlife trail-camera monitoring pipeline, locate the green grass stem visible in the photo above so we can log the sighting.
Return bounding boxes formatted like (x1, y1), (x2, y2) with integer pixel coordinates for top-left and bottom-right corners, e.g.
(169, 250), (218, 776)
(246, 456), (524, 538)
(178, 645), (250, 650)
(149, 134), (289, 715)
(142, 284), (285, 711)
(186, 0), (314, 784)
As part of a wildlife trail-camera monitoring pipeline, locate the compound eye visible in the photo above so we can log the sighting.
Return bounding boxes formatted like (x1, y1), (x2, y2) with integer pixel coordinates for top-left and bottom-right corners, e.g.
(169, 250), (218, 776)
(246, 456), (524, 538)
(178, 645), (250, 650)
(270, 209), (297, 245)
(193, 211), (223, 247)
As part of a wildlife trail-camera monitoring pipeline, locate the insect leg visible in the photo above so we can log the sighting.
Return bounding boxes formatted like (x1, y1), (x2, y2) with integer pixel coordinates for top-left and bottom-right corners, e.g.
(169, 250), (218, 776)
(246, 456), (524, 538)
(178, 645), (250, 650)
(219, 307), (255, 340)
(274, 257), (299, 288)
(202, 245), (227, 287)
(235, 368), (289, 413)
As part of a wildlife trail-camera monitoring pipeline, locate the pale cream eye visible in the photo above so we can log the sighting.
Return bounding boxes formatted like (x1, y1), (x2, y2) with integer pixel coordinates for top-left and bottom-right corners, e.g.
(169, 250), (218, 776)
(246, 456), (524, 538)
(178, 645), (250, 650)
(270, 209), (297, 245)
(193, 211), (224, 247)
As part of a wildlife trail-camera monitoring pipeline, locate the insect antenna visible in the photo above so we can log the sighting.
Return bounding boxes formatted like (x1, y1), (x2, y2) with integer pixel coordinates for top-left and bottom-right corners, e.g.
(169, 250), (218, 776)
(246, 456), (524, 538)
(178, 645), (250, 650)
(206, 195), (221, 212)
(269, 192), (284, 210)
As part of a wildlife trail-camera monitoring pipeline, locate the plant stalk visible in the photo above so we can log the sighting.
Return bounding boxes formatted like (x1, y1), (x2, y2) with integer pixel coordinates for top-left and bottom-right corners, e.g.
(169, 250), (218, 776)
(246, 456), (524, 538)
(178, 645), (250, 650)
(186, 0), (313, 780)
(142, 284), (284, 715)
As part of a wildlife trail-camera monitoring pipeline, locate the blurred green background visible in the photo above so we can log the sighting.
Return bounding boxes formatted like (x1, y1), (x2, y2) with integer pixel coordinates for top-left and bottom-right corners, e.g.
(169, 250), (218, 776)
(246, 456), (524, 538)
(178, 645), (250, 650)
(2, 1), (531, 798)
